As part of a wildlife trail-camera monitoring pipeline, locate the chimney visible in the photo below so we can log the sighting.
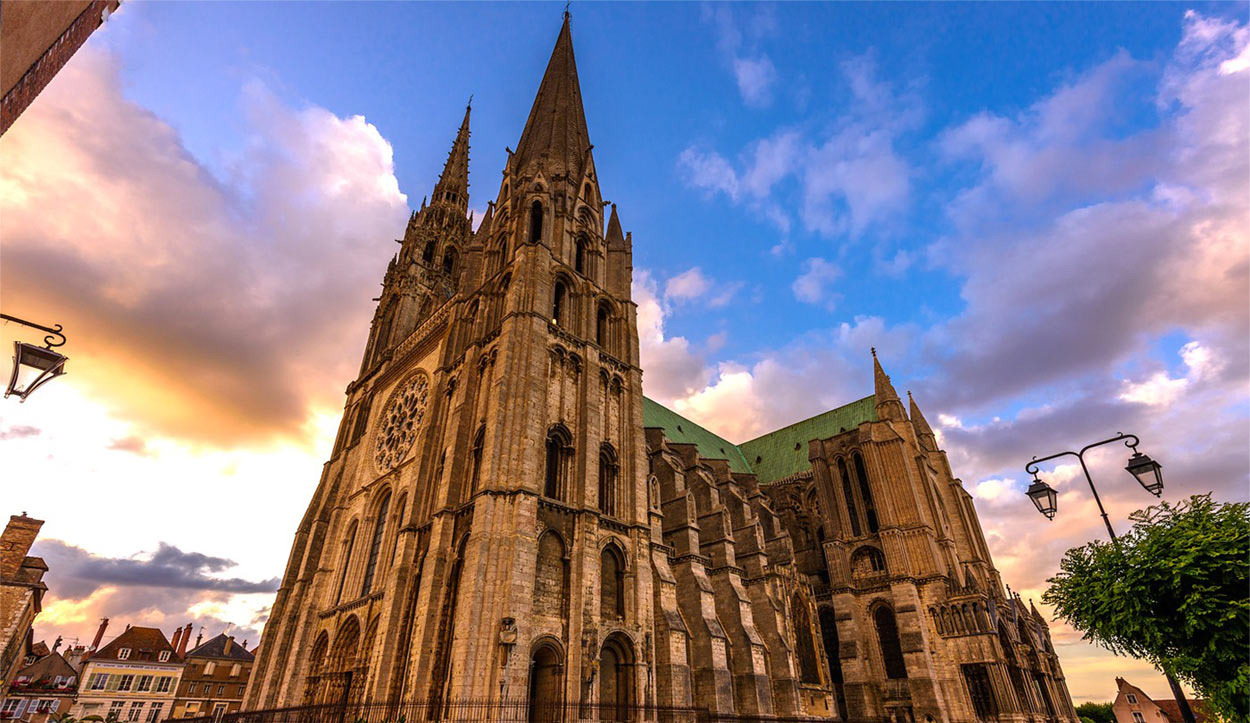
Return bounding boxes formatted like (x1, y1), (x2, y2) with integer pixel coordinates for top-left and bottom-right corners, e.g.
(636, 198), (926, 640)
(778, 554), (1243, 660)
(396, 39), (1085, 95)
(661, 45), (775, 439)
(1, 514), (44, 580)
(170, 627), (183, 653)
(195, 630), (203, 648)
(91, 618), (109, 651)
(241, 640), (247, 649)
(177, 624), (192, 655)
(223, 636), (233, 655)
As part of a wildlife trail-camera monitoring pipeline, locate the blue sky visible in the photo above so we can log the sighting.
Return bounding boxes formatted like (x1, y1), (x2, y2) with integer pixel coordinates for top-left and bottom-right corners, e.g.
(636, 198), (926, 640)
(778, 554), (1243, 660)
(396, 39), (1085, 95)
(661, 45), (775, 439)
(1, 0), (1247, 704)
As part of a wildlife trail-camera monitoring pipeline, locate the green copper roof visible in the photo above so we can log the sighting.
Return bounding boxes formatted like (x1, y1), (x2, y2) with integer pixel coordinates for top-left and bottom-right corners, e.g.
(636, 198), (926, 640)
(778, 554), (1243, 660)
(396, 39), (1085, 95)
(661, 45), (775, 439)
(640, 394), (878, 484)
(641, 397), (753, 474)
(738, 395), (877, 484)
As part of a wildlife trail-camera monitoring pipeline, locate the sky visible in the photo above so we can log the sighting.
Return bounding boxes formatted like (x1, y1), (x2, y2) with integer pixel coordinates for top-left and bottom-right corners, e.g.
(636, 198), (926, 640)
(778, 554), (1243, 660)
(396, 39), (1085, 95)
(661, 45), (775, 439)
(1, 0), (1247, 706)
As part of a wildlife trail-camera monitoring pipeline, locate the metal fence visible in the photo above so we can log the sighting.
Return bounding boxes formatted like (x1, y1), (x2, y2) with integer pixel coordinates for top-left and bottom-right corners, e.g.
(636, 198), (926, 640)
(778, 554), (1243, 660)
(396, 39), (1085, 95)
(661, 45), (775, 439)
(176, 700), (832, 723)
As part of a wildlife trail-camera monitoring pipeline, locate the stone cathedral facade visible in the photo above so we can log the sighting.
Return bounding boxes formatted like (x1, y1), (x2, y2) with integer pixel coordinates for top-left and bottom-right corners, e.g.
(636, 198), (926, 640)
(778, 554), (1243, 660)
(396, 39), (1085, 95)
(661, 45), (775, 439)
(245, 15), (1079, 723)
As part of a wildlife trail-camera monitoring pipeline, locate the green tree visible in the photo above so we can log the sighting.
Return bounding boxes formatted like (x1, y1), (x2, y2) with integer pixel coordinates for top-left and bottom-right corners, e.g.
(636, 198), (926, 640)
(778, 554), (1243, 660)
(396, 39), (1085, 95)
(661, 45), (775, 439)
(1075, 701), (1114, 723)
(1044, 494), (1249, 721)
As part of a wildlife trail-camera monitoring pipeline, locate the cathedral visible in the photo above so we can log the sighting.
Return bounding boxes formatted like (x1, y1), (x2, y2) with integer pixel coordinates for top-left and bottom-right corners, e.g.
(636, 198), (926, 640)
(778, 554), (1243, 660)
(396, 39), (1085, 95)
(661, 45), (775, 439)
(244, 14), (1079, 723)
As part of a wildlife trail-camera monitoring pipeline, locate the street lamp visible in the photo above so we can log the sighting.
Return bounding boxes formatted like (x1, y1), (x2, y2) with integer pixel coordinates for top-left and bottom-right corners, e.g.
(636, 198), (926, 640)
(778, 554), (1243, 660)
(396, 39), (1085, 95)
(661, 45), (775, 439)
(1023, 433), (1194, 723)
(2, 313), (68, 402)
(1026, 476), (1058, 519)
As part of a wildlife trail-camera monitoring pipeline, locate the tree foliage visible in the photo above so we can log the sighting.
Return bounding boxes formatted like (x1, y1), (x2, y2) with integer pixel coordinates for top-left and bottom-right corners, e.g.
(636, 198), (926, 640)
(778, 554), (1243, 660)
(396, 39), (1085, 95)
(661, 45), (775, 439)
(1075, 702), (1114, 723)
(1044, 494), (1249, 721)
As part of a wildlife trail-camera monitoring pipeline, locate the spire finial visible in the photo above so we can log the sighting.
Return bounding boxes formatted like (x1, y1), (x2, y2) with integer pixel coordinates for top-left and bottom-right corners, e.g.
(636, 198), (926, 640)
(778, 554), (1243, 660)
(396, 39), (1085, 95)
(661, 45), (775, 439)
(564, 0), (570, 20)
(871, 346), (877, 358)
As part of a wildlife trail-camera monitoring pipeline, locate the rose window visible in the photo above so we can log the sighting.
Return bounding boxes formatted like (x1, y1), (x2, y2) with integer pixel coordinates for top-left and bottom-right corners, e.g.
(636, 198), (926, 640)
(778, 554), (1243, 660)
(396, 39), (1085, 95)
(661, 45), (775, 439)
(373, 372), (429, 473)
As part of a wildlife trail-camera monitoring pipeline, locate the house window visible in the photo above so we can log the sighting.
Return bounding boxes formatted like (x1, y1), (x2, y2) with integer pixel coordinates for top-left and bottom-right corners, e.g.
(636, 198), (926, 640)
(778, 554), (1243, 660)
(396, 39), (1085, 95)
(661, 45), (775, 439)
(1127, 694), (1138, 705)
(229, 664), (241, 678)
(108, 701), (126, 721)
(146, 703), (164, 723)
(89, 673), (109, 690)
(127, 702), (145, 722)
(137, 675), (153, 692)
(155, 676), (173, 693)
(189, 683), (197, 695)
(37, 699), (55, 712)
(204, 661), (216, 676)
(1132, 714), (1145, 723)
(52, 675), (65, 687)
(118, 648), (132, 660)
(1, 700), (23, 717)
(216, 685), (225, 696)
(118, 674), (135, 691)
(159, 650), (171, 662)
(212, 704), (228, 722)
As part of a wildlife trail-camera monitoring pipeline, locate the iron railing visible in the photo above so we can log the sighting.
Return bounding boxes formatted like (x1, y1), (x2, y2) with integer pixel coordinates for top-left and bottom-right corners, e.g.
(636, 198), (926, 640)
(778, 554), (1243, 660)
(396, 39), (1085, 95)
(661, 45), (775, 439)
(176, 700), (832, 723)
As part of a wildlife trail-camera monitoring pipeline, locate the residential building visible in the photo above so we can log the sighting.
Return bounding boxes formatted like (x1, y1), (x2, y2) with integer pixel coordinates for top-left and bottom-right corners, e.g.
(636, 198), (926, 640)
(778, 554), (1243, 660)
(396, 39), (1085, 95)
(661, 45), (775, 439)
(245, 13), (1079, 722)
(172, 635), (254, 719)
(72, 624), (183, 723)
(1, 652), (78, 722)
(0, 514), (47, 701)
(0, 0), (121, 136)
(1112, 678), (1210, 723)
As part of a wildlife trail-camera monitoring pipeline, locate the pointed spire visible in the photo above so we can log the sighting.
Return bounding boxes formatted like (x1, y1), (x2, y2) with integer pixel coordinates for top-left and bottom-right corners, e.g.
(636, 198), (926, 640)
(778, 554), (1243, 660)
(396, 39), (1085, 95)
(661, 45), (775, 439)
(605, 203), (625, 248)
(513, 13), (591, 177)
(908, 390), (938, 450)
(476, 201), (495, 239)
(433, 101), (472, 207)
(872, 348), (906, 421)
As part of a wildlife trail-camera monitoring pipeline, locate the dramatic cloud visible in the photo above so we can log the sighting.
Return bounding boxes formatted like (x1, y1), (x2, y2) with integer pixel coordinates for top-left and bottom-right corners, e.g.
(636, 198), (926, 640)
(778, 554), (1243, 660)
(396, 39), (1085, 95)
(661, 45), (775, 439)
(33, 539), (276, 648)
(0, 45), (409, 447)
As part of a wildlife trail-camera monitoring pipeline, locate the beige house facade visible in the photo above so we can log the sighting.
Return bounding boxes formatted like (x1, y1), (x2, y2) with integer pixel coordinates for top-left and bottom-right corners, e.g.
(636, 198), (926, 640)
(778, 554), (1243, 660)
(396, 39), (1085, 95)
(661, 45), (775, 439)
(246, 14), (1079, 723)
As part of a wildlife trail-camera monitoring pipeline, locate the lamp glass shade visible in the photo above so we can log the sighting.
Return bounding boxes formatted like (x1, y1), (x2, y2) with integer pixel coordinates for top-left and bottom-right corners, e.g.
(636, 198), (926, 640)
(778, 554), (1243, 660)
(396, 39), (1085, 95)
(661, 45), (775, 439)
(1026, 478), (1058, 520)
(6, 342), (68, 401)
(1125, 452), (1164, 497)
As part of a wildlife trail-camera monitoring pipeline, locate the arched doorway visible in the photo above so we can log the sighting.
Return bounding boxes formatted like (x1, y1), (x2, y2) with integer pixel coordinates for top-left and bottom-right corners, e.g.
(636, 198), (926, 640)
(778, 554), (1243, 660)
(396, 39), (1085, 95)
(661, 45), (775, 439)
(599, 634), (634, 721)
(528, 642), (564, 722)
(326, 616), (361, 706)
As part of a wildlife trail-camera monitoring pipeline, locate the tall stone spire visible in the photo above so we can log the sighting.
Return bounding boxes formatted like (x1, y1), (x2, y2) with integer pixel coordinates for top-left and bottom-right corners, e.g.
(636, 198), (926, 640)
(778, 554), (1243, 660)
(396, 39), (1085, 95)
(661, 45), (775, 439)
(908, 390), (938, 450)
(432, 101), (472, 211)
(605, 202), (625, 248)
(512, 13), (591, 177)
(872, 348), (906, 421)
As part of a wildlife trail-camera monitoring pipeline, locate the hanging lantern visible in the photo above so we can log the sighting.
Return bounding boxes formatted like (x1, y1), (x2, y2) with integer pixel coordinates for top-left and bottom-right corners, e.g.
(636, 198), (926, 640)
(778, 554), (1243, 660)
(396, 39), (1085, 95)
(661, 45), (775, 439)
(1125, 451), (1164, 497)
(6, 341), (68, 402)
(1026, 477), (1058, 520)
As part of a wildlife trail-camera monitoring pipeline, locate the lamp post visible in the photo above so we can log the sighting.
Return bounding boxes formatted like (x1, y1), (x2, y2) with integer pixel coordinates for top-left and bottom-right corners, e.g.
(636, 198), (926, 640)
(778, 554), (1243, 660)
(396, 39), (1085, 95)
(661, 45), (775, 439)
(1024, 433), (1194, 723)
(1, 313), (69, 401)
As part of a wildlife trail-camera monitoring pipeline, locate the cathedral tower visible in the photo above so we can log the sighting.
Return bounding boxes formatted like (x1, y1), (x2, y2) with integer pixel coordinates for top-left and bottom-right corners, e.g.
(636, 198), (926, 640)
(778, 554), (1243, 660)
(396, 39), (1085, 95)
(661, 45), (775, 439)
(246, 13), (657, 716)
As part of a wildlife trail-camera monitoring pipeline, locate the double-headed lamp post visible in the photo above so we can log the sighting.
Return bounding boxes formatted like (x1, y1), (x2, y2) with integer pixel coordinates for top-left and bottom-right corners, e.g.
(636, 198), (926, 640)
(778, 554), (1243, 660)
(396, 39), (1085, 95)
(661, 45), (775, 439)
(1, 313), (69, 401)
(1023, 433), (1193, 723)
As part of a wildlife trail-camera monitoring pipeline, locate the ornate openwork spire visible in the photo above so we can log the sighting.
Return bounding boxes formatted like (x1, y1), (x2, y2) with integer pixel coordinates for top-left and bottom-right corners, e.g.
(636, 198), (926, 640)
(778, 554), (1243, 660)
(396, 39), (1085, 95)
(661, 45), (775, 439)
(431, 101), (472, 209)
(513, 13), (591, 177)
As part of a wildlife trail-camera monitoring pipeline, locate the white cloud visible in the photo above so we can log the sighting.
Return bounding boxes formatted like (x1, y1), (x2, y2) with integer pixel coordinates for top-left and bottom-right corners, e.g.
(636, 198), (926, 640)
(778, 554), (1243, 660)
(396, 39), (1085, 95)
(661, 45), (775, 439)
(734, 55), (777, 108)
(1119, 341), (1222, 406)
(664, 267), (713, 302)
(791, 257), (842, 306)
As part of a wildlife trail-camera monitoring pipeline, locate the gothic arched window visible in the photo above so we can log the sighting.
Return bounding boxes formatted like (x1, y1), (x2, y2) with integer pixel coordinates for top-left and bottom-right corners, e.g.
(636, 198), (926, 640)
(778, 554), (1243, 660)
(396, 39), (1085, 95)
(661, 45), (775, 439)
(530, 201), (544, 244)
(335, 521), (358, 603)
(552, 281), (567, 326)
(575, 236), (587, 274)
(598, 443), (618, 517)
(442, 247), (458, 276)
(600, 545), (625, 619)
(596, 303), (610, 349)
(422, 240), (436, 264)
(390, 493), (406, 567)
(469, 425), (486, 495)
(874, 606), (908, 679)
(793, 593), (821, 684)
(360, 492), (390, 595)
(853, 452), (879, 532)
(837, 457), (862, 537)
(544, 426), (572, 500)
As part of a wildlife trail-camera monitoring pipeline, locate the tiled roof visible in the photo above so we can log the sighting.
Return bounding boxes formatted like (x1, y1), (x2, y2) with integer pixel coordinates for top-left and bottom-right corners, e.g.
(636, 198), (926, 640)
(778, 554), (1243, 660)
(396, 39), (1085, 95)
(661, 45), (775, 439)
(9, 653), (77, 691)
(641, 395), (878, 484)
(93, 626), (180, 664)
(642, 397), (753, 474)
(1156, 699), (1211, 723)
(185, 634), (254, 662)
(739, 396), (878, 484)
